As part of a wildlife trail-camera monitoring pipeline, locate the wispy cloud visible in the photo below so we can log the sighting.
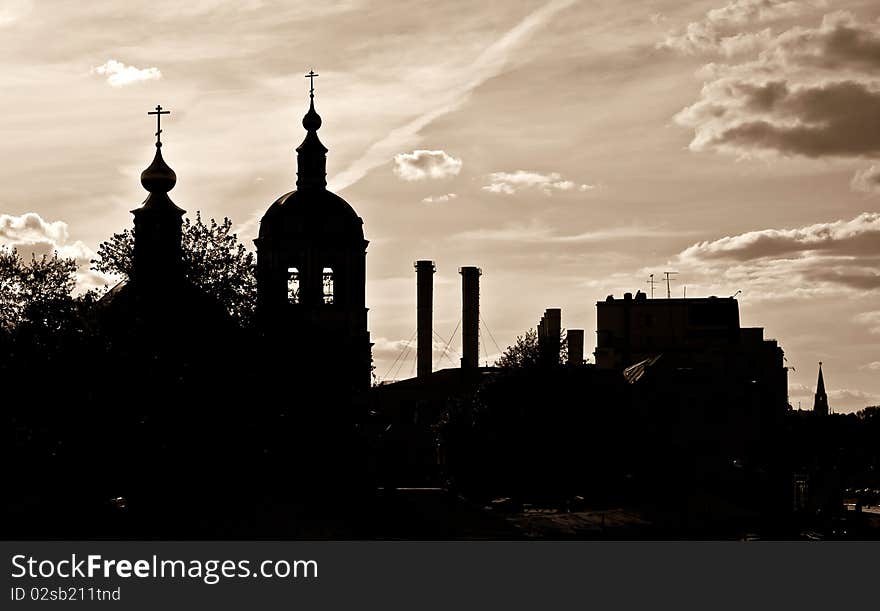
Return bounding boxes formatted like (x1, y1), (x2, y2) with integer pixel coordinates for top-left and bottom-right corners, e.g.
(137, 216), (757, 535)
(421, 193), (457, 204)
(453, 222), (692, 243)
(0, 0), (32, 27)
(828, 388), (880, 409)
(91, 59), (162, 87)
(482, 170), (593, 195)
(854, 311), (880, 335)
(852, 165), (880, 195)
(329, 0), (578, 192)
(660, 0), (827, 56)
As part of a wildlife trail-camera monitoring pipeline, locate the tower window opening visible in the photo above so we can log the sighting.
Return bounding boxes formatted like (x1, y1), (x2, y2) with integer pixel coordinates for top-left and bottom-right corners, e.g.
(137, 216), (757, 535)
(322, 267), (334, 304)
(287, 267), (300, 304)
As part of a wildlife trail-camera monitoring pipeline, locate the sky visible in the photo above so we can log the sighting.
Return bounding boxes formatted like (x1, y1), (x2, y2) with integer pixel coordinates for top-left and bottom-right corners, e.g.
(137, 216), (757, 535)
(0, 0), (878, 412)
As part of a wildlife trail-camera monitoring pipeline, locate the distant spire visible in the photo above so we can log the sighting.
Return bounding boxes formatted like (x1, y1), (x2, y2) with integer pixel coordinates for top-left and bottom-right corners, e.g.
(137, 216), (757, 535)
(296, 69), (328, 190)
(813, 361), (829, 416)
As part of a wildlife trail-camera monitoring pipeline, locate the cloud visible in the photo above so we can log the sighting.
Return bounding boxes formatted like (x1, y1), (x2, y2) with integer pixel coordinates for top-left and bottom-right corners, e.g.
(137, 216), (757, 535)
(650, 13), (668, 26)
(372, 335), (464, 380)
(660, 0), (827, 55)
(852, 165), (880, 194)
(677, 79), (880, 159)
(679, 212), (880, 261)
(329, 0), (578, 191)
(0, 213), (112, 292)
(859, 362), (880, 371)
(828, 388), (880, 409)
(482, 170), (592, 195)
(393, 150), (462, 181)
(671, 212), (880, 299)
(91, 59), (162, 87)
(788, 383), (812, 398)
(0, 0), (32, 27)
(675, 12), (880, 159)
(854, 311), (880, 335)
(421, 193), (457, 204)
(454, 222), (693, 243)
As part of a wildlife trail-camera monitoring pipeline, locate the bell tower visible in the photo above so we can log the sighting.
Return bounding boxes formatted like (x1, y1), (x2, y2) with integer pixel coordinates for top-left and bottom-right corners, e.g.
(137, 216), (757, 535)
(255, 71), (372, 393)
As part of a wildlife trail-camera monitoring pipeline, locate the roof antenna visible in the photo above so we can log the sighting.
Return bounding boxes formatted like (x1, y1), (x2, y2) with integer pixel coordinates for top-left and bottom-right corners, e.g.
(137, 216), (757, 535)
(663, 271), (678, 299)
(731, 290), (742, 299)
(647, 274), (656, 299)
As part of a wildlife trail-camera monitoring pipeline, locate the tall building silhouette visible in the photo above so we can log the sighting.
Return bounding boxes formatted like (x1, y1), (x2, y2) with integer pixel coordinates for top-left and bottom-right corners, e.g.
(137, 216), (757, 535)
(255, 75), (372, 391)
(594, 292), (788, 413)
(813, 362), (829, 416)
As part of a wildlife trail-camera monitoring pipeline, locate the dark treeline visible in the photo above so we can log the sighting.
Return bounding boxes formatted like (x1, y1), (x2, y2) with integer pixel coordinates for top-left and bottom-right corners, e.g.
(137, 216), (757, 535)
(2, 218), (370, 538)
(3, 224), (879, 539)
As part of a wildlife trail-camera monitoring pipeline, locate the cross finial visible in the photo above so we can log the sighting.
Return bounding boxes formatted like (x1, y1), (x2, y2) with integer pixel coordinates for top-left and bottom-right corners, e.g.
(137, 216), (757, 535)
(147, 104), (170, 147)
(305, 70), (319, 98)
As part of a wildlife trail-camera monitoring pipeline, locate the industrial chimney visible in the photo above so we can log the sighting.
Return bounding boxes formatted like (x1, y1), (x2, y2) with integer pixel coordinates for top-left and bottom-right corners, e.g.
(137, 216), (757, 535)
(415, 260), (435, 378)
(538, 308), (561, 366)
(460, 266), (481, 369)
(567, 329), (584, 366)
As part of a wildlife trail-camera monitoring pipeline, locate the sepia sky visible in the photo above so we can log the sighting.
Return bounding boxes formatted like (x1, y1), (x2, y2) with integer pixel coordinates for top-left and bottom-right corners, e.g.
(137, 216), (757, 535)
(1, 0), (879, 411)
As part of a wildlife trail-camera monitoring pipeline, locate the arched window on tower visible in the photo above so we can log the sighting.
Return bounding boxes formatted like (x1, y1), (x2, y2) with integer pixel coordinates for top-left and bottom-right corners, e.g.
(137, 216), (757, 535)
(322, 267), (334, 304)
(287, 267), (300, 304)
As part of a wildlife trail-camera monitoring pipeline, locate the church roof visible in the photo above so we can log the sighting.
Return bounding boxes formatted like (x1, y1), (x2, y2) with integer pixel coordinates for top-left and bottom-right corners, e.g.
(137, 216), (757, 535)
(258, 188), (364, 241)
(258, 72), (364, 243)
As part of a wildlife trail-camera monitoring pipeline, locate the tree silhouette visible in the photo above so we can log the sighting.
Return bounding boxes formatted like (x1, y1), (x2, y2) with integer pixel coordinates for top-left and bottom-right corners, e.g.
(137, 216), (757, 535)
(0, 249), (79, 331)
(92, 212), (256, 327)
(496, 328), (568, 370)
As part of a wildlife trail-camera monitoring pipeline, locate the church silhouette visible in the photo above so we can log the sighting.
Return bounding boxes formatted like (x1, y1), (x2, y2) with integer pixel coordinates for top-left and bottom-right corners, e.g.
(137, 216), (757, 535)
(255, 71), (373, 393)
(4, 70), (879, 542)
(100, 74), (372, 398)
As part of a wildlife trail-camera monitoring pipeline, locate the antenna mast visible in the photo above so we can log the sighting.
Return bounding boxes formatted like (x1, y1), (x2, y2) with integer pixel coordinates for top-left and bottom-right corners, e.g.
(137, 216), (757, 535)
(647, 274), (657, 299)
(663, 271), (678, 299)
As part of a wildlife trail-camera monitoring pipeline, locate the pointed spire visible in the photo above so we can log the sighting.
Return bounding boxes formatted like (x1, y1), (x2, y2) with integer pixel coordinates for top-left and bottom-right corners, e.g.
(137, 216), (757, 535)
(813, 361), (829, 416)
(296, 69), (328, 190)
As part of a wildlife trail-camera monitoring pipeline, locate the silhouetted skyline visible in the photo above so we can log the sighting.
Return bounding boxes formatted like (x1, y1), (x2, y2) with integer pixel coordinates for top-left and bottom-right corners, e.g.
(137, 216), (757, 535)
(0, 1), (879, 411)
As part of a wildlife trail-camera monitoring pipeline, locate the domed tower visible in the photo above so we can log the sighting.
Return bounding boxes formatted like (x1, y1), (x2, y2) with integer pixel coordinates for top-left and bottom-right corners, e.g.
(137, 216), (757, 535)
(98, 104), (231, 352)
(255, 73), (372, 392)
(132, 106), (185, 287)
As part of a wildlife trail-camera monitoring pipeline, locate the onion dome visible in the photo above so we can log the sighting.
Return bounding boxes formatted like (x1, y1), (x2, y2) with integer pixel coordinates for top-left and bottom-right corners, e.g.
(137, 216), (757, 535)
(140, 143), (177, 194)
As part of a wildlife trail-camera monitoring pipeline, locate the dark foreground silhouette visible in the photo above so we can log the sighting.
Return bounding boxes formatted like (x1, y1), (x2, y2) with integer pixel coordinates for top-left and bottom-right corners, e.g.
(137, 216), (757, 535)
(3, 313), (879, 540)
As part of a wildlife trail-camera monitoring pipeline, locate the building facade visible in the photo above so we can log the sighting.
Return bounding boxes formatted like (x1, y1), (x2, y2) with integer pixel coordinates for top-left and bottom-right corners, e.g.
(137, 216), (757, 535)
(595, 292), (788, 413)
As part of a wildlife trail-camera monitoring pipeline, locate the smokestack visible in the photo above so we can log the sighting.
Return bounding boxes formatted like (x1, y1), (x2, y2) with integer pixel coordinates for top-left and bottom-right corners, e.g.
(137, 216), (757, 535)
(415, 260), (435, 378)
(460, 266), (481, 369)
(567, 329), (584, 366)
(539, 308), (561, 365)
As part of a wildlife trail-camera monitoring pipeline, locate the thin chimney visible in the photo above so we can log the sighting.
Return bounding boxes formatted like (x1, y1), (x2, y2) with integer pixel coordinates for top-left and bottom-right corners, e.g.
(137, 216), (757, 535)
(415, 260), (435, 378)
(567, 329), (584, 366)
(460, 266), (481, 369)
